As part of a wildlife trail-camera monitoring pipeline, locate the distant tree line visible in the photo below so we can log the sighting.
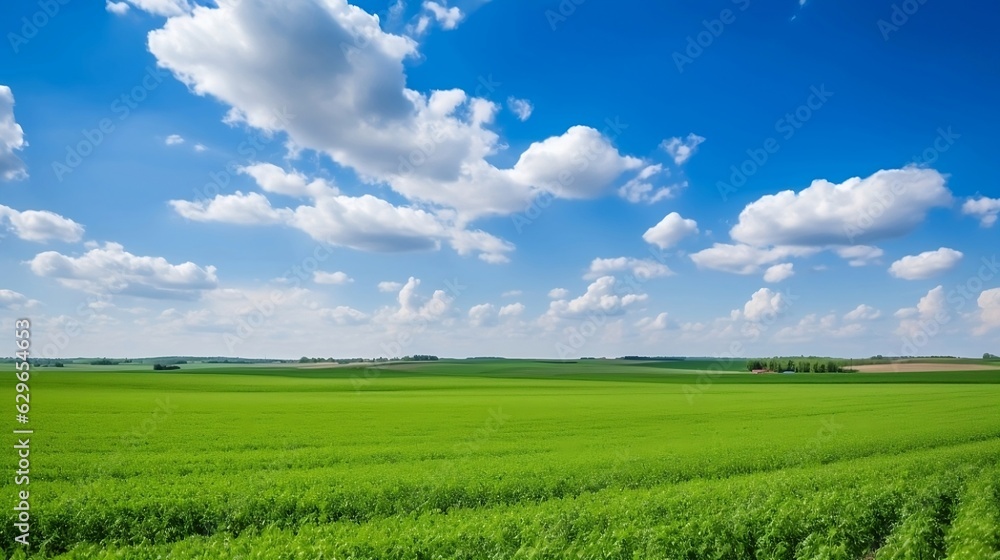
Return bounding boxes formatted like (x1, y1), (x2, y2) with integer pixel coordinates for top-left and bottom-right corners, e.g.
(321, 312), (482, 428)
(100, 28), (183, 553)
(746, 358), (848, 373)
(986, 353), (998, 360)
(152, 364), (181, 371)
(618, 356), (685, 361)
(298, 355), (439, 364)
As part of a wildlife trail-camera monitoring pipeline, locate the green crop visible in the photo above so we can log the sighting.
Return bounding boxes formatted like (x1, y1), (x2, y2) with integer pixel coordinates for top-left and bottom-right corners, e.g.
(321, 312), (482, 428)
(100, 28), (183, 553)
(0, 361), (997, 558)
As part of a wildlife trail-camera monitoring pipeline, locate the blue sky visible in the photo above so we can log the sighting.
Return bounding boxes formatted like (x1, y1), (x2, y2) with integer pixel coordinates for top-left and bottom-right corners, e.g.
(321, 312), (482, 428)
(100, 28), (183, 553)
(0, 0), (997, 359)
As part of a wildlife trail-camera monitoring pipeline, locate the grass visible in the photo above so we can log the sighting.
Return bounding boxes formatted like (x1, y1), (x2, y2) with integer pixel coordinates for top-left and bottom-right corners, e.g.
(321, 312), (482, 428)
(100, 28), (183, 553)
(2, 361), (999, 558)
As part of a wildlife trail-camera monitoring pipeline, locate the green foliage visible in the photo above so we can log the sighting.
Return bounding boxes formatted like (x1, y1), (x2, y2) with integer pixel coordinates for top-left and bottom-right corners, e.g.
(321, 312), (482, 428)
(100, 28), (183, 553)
(1, 364), (998, 558)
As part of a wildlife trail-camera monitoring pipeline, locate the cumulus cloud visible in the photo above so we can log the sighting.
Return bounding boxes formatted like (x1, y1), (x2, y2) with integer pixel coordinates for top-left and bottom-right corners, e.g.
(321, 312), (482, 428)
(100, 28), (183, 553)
(511, 126), (642, 199)
(617, 164), (679, 204)
(775, 313), (864, 343)
(548, 288), (570, 299)
(690, 244), (817, 275)
(165, 134), (184, 145)
(506, 97), (533, 121)
(836, 245), (884, 267)
(313, 271), (352, 285)
(544, 276), (647, 321)
(378, 281), (403, 293)
(976, 288), (1000, 335)
(584, 257), (673, 280)
(0, 205), (84, 243)
(422, 1), (463, 30)
(468, 303), (496, 327)
(742, 288), (788, 322)
(844, 304), (881, 322)
(106, 1), (131, 14)
(888, 248), (963, 280)
(499, 302), (525, 318)
(171, 165), (513, 262)
(895, 285), (949, 339)
(148, 1), (641, 221)
(730, 167), (952, 247)
(636, 312), (675, 331)
(642, 212), (698, 249)
(0, 86), (27, 181)
(0, 289), (37, 310)
(962, 196), (1000, 228)
(375, 277), (453, 324)
(660, 133), (705, 165)
(763, 263), (794, 283)
(320, 305), (368, 325)
(28, 242), (218, 299)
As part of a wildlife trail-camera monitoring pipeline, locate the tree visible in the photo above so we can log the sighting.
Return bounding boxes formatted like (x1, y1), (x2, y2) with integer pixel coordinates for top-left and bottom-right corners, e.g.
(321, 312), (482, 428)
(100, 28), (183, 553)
(985, 353), (997, 360)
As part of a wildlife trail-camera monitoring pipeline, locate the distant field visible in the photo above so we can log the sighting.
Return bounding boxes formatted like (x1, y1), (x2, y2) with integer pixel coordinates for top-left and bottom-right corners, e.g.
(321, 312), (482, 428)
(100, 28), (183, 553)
(3, 361), (1000, 558)
(853, 362), (1000, 373)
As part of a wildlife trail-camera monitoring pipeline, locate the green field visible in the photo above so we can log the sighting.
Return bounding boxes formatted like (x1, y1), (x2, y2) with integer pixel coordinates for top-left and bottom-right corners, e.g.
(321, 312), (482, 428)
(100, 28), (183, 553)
(3, 360), (1000, 559)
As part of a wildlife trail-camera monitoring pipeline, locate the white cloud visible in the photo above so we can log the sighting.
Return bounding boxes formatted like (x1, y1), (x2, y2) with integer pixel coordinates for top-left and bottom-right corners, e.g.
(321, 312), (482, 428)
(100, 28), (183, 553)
(171, 165), (514, 262)
(106, 1), (130, 14)
(28, 242), (218, 299)
(165, 134), (184, 145)
(962, 196), (1000, 228)
(775, 313), (864, 343)
(501, 290), (522, 298)
(468, 303), (496, 327)
(119, 0), (192, 16)
(730, 167), (952, 247)
(617, 164), (679, 204)
(148, 1), (643, 221)
(378, 281), (403, 293)
(422, 1), (463, 30)
(889, 248), (963, 280)
(660, 133), (705, 165)
(844, 304), (881, 322)
(320, 305), (368, 325)
(636, 312), (675, 331)
(584, 257), (673, 280)
(171, 192), (291, 225)
(642, 212), (698, 249)
(0, 205), (84, 243)
(511, 126), (642, 199)
(548, 288), (570, 299)
(544, 276), (647, 321)
(193, 143), (208, 152)
(763, 263), (794, 283)
(506, 97), (533, 121)
(313, 271), (352, 285)
(975, 288), (1000, 335)
(499, 303), (524, 318)
(895, 285), (950, 339)
(0, 290), (37, 311)
(0, 86), (27, 181)
(375, 277), (453, 324)
(742, 288), (788, 322)
(836, 245), (884, 267)
(690, 244), (817, 274)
